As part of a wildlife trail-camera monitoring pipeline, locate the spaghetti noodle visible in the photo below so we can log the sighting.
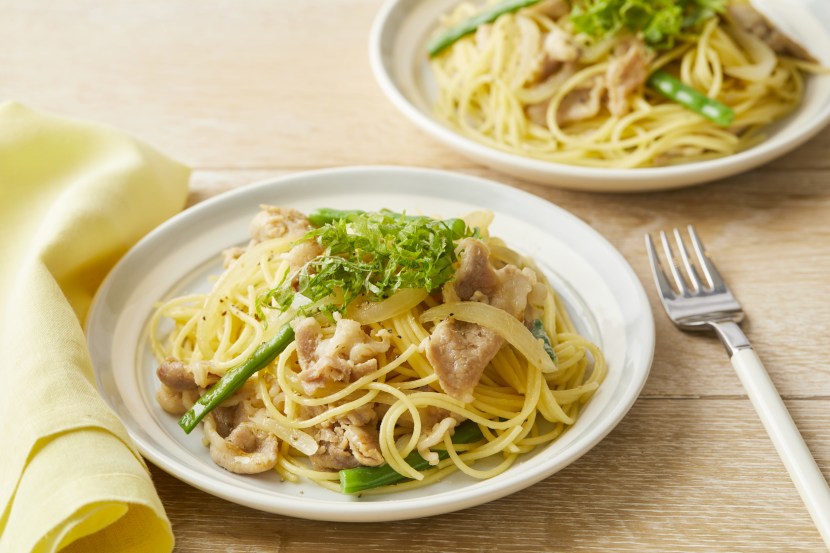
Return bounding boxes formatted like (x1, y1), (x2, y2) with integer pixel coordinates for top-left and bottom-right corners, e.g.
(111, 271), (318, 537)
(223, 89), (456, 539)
(429, 0), (823, 167)
(149, 206), (605, 494)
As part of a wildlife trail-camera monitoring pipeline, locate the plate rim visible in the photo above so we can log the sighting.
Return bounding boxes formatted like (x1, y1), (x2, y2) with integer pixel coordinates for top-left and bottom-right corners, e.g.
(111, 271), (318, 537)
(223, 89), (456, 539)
(87, 165), (655, 521)
(367, 0), (830, 192)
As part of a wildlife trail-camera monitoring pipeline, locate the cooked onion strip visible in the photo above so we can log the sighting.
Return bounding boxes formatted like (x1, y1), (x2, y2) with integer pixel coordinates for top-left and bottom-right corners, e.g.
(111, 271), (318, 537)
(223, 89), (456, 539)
(346, 289), (429, 324)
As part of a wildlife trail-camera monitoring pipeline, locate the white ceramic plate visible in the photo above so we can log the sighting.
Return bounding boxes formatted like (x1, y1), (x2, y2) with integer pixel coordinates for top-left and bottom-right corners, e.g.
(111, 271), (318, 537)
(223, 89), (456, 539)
(369, 0), (830, 192)
(87, 166), (654, 521)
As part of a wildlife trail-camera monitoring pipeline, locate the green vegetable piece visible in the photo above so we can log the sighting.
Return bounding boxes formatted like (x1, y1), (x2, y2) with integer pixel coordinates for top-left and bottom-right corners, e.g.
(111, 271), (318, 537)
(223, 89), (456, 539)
(339, 420), (485, 494)
(178, 323), (295, 434)
(530, 319), (557, 363)
(647, 70), (735, 127)
(259, 209), (473, 317)
(570, 0), (725, 50)
(307, 208), (363, 228)
(307, 207), (468, 239)
(427, 0), (542, 57)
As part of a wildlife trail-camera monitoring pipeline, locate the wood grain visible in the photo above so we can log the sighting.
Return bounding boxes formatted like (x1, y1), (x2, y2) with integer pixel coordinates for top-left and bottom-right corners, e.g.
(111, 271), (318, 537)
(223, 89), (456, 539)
(3, 0), (830, 171)
(153, 399), (829, 552)
(4, 0), (830, 550)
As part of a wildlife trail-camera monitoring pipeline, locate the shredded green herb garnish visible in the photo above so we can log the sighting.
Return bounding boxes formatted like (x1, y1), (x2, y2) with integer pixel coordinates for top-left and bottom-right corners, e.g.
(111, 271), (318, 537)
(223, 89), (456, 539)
(569, 0), (726, 50)
(257, 211), (475, 317)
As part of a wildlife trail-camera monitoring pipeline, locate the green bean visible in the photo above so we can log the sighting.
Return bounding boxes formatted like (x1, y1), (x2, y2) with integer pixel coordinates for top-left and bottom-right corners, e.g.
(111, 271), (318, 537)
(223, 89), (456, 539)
(647, 70), (735, 127)
(427, 0), (542, 57)
(339, 420), (484, 494)
(530, 319), (557, 363)
(307, 208), (363, 228)
(178, 323), (295, 434)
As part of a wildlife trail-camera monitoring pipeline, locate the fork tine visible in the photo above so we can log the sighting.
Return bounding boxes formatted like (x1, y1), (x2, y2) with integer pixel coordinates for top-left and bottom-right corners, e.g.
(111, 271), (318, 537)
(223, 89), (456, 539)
(673, 228), (703, 293)
(659, 230), (690, 295)
(687, 225), (727, 291)
(645, 233), (676, 301)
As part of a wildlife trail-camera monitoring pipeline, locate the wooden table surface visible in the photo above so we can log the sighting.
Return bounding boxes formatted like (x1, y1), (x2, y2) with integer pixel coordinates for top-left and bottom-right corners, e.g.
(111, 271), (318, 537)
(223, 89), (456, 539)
(6, 1), (830, 551)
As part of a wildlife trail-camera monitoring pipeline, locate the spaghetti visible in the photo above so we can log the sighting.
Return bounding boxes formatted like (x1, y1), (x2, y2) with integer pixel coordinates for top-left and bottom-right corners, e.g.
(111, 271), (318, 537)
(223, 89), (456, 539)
(429, 0), (823, 167)
(149, 206), (605, 494)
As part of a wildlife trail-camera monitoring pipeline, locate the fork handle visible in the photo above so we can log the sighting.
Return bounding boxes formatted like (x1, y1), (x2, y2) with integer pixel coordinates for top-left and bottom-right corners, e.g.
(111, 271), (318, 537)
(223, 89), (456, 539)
(714, 322), (830, 548)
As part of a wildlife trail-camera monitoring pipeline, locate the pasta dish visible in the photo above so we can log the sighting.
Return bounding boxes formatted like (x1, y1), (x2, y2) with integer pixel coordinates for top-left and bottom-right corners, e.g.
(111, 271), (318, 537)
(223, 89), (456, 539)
(149, 206), (605, 494)
(428, 0), (823, 167)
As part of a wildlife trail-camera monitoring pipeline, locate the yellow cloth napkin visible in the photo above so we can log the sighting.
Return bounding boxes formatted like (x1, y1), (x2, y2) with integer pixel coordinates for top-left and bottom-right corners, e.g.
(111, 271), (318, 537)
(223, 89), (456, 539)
(0, 102), (190, 552)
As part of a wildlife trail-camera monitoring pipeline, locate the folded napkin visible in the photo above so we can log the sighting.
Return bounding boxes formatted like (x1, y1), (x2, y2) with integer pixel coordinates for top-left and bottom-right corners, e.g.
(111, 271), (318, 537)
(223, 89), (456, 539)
(0, 102), (190, 552)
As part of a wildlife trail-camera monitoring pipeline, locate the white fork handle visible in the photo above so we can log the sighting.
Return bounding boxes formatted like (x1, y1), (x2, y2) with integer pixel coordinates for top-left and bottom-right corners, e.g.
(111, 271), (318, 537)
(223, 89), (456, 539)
(731, 347), (830, 548)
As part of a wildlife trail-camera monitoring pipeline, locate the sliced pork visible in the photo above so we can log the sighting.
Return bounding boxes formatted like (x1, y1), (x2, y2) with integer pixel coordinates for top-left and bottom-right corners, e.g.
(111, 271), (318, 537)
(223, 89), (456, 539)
(293, 316), (392, 395)
(557, 77), (606, 124)
(426, 320), (504, 403)
(606, 38), (649, 117)
(309, 423), (384, 470)
(249, 205), (313, 243)
(426, 238), (537, 403)
(155, 357), (219, 415)
(222, 205), (315, 268)
(204, 415), (279, 474)
(300, 401), (384, 470)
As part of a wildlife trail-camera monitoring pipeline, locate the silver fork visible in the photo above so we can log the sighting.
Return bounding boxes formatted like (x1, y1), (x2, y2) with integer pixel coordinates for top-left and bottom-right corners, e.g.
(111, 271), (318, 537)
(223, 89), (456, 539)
(646, 226), (830, 547)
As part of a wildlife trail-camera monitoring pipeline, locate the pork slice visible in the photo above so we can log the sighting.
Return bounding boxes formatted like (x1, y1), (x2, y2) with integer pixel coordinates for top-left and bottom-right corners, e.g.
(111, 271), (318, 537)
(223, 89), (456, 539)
(249, 205), (312, 243)
(397, 403), (463, 429)
(310, 426), (362, 471)
(293, 316), (391, 395)
(221, 205), (313, 269)
(156, 357), (199, 391)
(543, 26), (579, 63)
(155, 357), (218, 415)
(311, 427), (357, 470)
(454, 238), (537, 319)
(557, 77), (606, 124)
(426, 319), (503, 403)
(453, 238), (500, 301)
(204, 416), (279, 475)
(156, 385), (188, 415)
(526, 23), (580, 84)
(304, 402), (384, 470)
(606, 38), (649, 117)
(417, 416), (459, 465)
(490, 265), (537, 320)
(339, 402), (378, 427)
(344, 425), (384, 467)
(526, 101), (551, 128)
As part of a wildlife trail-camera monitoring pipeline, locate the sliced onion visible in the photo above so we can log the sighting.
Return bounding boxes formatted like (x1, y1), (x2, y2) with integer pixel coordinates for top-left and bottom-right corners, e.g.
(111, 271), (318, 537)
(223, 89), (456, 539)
(251, 412), (319, 456)
(345, 288), (428, 325)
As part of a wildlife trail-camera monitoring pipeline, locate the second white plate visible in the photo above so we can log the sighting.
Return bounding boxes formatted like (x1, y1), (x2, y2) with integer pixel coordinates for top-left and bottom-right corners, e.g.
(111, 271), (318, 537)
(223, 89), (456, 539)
(86, 166), (654, 521)
(369, 0), (830, 192)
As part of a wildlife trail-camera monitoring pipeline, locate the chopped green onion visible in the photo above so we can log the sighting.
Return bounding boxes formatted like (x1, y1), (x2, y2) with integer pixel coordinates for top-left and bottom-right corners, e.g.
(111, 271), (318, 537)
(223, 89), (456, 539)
(570, 0), (726, 51)
(647, 70), (735, 127)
